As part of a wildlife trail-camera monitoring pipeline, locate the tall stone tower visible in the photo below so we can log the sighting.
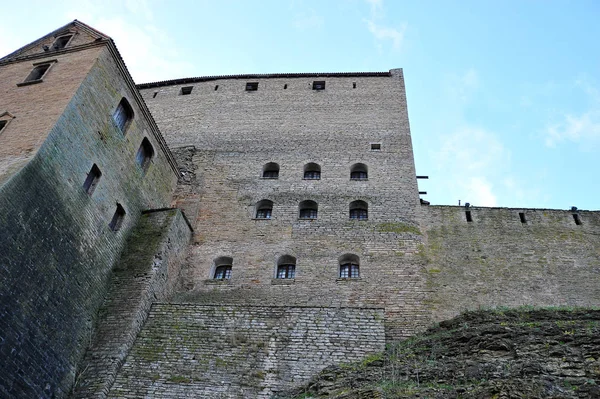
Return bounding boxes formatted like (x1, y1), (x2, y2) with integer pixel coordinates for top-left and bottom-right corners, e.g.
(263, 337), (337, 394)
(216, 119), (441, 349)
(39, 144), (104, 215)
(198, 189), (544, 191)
(138, 71), (430, 339)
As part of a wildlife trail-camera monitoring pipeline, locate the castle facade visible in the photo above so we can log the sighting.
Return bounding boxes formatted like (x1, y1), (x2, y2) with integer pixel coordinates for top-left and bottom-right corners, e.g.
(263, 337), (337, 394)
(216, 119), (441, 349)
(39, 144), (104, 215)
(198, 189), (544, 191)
(1, 21), (599, 398)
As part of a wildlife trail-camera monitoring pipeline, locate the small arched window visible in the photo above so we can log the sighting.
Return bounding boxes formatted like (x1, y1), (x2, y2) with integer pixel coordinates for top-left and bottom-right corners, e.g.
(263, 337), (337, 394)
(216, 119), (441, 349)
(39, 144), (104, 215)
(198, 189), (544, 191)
(113, 97), (134, 134)
(262, 162), (279, 179)
(303, 163), (321, 180)
(349, 200), (368, 220)
(255, 199), (273, 219)
(136, 138), (154, 173)
(213, 256), (233, 280)
(339, 254), (360, 279)
(350, 163), (368, 180)
(299, 200), (318, 219)
(277, 255), (296, 279)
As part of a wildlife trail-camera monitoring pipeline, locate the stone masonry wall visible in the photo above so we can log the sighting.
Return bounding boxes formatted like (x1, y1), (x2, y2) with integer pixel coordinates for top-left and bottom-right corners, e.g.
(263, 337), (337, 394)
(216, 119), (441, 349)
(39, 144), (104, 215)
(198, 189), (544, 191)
(421, 206), (600, 323)
(0, 46), (177, 399)
(72, 209), (191, 399)
(139, 72), (430, 340)
(109, 304), (385, 398)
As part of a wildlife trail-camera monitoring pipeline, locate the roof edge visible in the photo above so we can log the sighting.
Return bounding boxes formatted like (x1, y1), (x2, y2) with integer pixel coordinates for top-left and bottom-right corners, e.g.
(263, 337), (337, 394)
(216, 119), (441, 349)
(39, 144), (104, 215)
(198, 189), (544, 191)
(137, 71), (392, 89)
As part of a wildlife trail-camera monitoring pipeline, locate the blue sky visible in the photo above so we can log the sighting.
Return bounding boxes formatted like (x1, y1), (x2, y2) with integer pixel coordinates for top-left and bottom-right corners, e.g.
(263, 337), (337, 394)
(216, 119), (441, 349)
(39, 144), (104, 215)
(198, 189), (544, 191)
(2, 0), (599, 210)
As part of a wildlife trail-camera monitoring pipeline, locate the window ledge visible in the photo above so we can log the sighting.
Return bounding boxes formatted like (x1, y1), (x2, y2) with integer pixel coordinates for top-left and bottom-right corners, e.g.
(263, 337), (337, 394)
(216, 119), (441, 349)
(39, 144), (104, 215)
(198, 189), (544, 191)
(336, 277), (363, 282)
(298, 218), (317, 221)
(302, 178), (321, 181)
(271, 278), (295, 285)
(17, 79), (44, 87)
(252, 218), (271, 221)
(261, 177), (279, 180)
(204, 279), (231, 285)
(350, 178), (369, 181)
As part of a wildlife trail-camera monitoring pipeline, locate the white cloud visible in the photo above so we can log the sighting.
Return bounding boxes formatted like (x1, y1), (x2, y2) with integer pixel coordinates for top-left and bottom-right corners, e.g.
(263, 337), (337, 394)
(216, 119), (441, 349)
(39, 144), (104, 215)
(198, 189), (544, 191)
(545, 111), (600, 147)
(363, 0), (406, 51)
(433, 126), (511, 207)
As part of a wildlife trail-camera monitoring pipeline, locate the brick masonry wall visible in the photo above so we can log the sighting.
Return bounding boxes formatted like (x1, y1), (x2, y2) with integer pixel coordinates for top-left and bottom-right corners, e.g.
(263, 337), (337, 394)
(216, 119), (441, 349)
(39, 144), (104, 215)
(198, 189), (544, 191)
(420, 206), (600, 323)
(72, 209), (191, 399)
(108, 304), (385, 398)
(0, 46), (177, 399)
(0, 46), (102, 185)
(139, 71), (430, 340)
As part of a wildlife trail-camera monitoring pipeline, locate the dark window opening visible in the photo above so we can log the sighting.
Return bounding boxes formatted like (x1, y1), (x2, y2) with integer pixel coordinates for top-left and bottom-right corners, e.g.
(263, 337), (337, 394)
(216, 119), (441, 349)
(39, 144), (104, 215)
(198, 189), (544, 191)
(466, 210), (473, 222)
(299, 200), (318, 219)
(83, 164), (102, 195)
(573, 214), (582, 225)
(152, 91), (158, 98)
(136, 138), (154, 173)
(313, 81), (325, 90)
(519, 212), (527, 224)
(113, 98), (134, 134)
(24, 63), (51, 83)
(0, 120), (7, 133)
(353, 82), (357, 88)
(181, 86), (193, 95)
(349, 200), (368, 220)
(350, 163), (368, 180)
(214, 85), (219, 91)
(262, 162), (279, 178)
(284, 84), (288, 89)
(109, 203), (126, 231)
(277, 255), (296, 279)
(303, 163), (321, 180)
(246, 82), (258, 91)
(371, 143), (381, 151)
(214, 265), (232, 280)
(53, 35), (73, 50)
(255, 199), (273, 219)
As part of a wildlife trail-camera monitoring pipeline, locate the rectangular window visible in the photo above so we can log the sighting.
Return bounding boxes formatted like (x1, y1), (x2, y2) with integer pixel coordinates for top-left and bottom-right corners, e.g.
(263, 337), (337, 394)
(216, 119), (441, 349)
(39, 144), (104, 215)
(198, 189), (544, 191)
(246, 82), (258, 91)
(53, 35), (73, 50)
(19, 62), (54, 85)
(573, 214), (582, 225)
(0, 120), (7, 133)
(519, 212), (527, 224)
(370, 143), (381, 151)
(313, 81), (325, 90)
(181, 86), (193, 95)
(83, 164), (102, 195)
(465, 210), (473, 222)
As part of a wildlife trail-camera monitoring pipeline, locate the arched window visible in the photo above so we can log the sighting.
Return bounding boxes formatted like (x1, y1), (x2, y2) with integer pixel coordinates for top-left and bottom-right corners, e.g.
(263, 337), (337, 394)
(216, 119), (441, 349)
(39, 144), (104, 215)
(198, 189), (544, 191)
(299, 200), (318, 219)
(350, 163), (368, 180)
(213, 256), (233, 280)
(339, 254), (360, 279)
(262, 162), (279, 179)
(136, 138), (154, 173)
(303, 163), (321, 180)
(349, 200), (368, 220)
(113, 97), (134, 134)
(255, 199), (273, 219)
(277, 255), (296, 279)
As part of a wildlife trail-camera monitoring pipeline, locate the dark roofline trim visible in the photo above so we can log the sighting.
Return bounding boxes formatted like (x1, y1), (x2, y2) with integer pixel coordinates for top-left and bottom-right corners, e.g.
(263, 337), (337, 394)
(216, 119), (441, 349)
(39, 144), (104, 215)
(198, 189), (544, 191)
(137, 71), (391, 89)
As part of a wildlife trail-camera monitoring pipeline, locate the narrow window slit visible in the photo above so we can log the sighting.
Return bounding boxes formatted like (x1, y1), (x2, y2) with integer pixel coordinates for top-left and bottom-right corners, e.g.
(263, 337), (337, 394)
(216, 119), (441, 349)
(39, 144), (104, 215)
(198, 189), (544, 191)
(519, 212), (526, 223)
(214, 85), (219, 91)
(109, 204), (126, 231)
(353, 82), (356, 88)
(284, 84), (288, 89)
(83, 164), (102, 195)
(152, 91), (158, 98)
(465, 210), (473, 222)
(573, 214), (582, 225)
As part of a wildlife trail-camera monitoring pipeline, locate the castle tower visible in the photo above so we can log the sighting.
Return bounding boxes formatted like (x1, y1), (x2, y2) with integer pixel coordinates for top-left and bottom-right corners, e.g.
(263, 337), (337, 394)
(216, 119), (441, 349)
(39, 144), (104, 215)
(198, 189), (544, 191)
(0, 21), (180, 398)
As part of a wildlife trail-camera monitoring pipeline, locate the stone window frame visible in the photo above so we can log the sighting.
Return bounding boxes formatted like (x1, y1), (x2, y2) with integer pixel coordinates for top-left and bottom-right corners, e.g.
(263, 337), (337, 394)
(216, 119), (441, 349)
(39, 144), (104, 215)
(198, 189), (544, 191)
(276, 255), (296, 279)
(83, 163), (102, 196)
(51, 34), (75, 50)
(212, 256), (233, 280)
(262, 162), (280, 179)
(17, 59), (57, 86)
(350, 163), (368, 180)
(299, 200), (318, 220)
(113, 97), (134, 135)
(136, 137), (155, 174)
(0, 112), (15, 135)
(303, 163), (321, 180)
(349, 200), (369, 220)
(255, 199), (273, 219)
(338, 253), (360, 279)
